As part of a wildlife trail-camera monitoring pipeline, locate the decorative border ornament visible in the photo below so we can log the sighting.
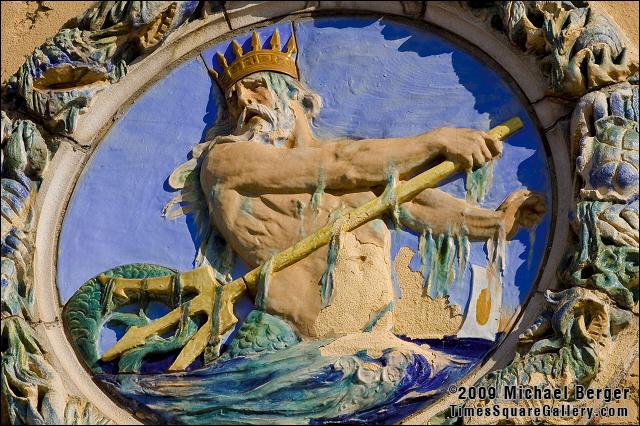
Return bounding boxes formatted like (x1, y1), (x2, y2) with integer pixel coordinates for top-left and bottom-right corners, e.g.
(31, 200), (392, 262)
(1, 1), (637, 424)
(458, 1), (638, 423)
(494, 1), (638, 97)
(1, 2), (200, 423)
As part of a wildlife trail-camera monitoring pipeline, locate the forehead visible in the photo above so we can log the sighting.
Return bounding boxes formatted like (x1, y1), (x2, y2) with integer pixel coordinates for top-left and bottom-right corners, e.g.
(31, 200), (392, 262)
(231, 73), (270, 90)
(240, 74), (269, 84)
(225, 73), (271, 99)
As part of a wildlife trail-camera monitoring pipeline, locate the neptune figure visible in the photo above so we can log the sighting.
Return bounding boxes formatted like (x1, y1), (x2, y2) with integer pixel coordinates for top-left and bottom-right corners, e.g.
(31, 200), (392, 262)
(63, 28), (545, 424)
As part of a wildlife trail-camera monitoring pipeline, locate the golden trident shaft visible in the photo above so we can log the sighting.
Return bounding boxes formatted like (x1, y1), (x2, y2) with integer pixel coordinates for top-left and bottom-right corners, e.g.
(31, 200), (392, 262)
(100, 117), (524, 372)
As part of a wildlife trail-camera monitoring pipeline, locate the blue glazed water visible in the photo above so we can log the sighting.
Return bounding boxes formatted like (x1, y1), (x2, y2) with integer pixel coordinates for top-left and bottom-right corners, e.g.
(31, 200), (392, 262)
(58, 16), (553, 424)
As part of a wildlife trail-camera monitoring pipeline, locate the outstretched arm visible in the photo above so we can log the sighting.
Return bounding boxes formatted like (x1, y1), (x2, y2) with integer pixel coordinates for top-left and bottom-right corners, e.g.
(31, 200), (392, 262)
(399, 188), (546, 240)
(203, 129), (502, 193)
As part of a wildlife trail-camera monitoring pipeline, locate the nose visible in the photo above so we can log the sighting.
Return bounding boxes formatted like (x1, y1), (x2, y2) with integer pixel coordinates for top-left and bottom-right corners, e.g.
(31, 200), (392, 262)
(236, 84), (254, 110)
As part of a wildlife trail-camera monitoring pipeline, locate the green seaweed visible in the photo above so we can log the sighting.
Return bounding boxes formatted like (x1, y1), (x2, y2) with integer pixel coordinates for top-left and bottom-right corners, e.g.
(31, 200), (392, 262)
(418, 228), (470, 297)
(204, 286), (224, 364)
(256, 257), (274, 310)
(320, 234), (340, 308)
(456, 226), (470, 286)
(310, 166), (326, 214)
(382, 161), (401, 228)
(465, 161), (495, 204)
(426, 234), (458, 298)
(295, 199), (306, 238)
(328, 203), (346, 223)
(239, 196), (253, 216)
(418, 228), (435, 289)
(362, 301), (395, 332)
(486, 226), (506, 279)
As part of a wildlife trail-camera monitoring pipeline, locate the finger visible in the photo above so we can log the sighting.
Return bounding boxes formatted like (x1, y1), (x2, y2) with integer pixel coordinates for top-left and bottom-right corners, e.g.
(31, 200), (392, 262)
(499, 190), (529, 212)
(461, 154), (473, 170)
(480, 141), (493, 162)
(484, 133), (503, 157)
(472, 151), (484, 168)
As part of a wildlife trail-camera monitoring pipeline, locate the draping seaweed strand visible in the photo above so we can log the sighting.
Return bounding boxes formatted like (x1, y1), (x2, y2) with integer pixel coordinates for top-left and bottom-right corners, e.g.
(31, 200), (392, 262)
(100, 117), (524, 371)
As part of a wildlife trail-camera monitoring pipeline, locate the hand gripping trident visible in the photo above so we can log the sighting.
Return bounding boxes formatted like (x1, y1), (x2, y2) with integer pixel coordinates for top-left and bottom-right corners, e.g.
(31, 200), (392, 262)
(100, 117), (524, 372)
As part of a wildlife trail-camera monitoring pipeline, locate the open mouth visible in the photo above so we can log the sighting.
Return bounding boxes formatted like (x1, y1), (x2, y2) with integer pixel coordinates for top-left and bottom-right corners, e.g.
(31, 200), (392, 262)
(32, 64), (108, 92)
(241, 105), (272, 126)
(137, 2), (177, 49)
(244, 110), (264, 123)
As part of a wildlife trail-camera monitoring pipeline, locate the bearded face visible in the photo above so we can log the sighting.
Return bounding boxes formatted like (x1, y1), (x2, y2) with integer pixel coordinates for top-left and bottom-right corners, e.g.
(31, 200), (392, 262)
(224, 72), (297, 147)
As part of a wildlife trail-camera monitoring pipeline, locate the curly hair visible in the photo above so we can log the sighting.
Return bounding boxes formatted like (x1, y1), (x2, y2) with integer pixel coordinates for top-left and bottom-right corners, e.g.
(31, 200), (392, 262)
(205, 71), (321, 139)
(163, 72), (322, 277)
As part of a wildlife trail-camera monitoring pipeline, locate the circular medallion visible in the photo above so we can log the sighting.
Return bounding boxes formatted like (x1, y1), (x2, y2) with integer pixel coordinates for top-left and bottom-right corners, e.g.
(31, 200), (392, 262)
(58, 15), (553, 424)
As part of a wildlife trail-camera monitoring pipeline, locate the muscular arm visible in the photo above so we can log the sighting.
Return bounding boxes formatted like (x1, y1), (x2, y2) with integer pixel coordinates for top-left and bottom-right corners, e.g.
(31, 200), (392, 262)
(399, 188), (546, 240)
(203, 129), (501, 194)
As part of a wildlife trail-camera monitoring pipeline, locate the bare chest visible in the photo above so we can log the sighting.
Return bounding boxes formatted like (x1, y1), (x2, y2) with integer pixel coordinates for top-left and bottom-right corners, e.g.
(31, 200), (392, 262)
(212, 189), (387, 266)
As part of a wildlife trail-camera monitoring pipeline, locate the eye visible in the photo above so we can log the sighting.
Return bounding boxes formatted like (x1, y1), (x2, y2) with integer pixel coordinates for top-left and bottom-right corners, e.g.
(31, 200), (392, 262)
(244, 79), (267, 90)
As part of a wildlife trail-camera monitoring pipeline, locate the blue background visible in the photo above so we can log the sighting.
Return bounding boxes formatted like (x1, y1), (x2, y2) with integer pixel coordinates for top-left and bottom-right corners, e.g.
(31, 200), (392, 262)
(57, 17), (552, 353)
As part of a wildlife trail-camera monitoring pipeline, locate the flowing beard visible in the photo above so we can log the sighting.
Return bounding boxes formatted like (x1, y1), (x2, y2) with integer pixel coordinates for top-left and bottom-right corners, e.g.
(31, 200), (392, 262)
(229, 103), (296, 147)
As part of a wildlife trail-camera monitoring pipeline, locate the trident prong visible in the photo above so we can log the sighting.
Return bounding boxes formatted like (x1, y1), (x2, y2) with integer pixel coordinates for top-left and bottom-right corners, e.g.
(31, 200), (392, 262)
(100, 265), (246, 371)
(101, 118), (524, 371)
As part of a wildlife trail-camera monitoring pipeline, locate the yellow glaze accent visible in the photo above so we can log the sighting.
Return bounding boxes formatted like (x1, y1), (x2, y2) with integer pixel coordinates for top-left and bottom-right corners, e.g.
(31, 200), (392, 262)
(101, 117), (523, 371)
(476, 288), (492, 326)
(100, 265), (246, 371)
(208, 29), (298, 92)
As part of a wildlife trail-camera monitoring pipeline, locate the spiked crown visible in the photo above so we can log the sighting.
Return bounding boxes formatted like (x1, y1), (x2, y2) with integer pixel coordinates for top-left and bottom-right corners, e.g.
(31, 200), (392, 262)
(209, 29), (298, 92)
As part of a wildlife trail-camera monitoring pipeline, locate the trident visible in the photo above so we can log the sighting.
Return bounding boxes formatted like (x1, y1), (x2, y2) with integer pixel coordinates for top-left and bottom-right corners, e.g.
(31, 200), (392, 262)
(100, 117), (524, 371)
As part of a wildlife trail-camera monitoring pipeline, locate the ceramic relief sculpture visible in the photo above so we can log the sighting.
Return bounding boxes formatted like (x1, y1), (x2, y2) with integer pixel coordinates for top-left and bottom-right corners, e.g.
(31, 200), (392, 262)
(1, 112), (109, 424)
(60, 24), (552, 423)
(4, 1), (199, 134)
(462, 76), (638, 425)
(494, 1), (638, 97)
(1, 1), (638, 425)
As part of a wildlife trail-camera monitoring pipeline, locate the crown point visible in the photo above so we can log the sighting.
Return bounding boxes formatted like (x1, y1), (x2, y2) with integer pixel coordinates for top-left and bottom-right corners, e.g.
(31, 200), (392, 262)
(285, 34), (297, 55)
(251, 32), (261, 50)
(216, 52), (228, 69)
(270, 30), (281, 51)
(231, 40), (243, 58)
(211, 28), (299, 92)
(207, 67), (219, 80)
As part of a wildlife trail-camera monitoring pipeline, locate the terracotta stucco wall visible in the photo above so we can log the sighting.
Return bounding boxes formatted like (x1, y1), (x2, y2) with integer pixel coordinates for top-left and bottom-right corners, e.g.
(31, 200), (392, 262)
(595, 1), (639, 45)
(1, 1), (95, 83)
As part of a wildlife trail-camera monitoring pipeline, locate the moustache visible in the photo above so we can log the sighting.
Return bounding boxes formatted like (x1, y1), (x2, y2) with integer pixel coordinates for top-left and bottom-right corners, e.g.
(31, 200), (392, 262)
(237, 104), (277, 129)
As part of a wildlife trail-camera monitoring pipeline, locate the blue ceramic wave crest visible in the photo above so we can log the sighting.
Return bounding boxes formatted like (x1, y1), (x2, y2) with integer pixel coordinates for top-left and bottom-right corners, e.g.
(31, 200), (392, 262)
(97, 310), (487, 424)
